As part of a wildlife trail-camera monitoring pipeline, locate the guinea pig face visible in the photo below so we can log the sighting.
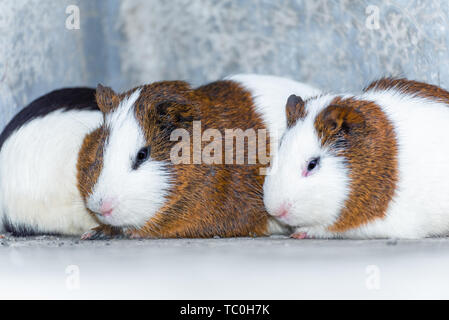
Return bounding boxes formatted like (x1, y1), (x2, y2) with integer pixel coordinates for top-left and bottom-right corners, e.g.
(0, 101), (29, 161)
(78, 83), (194, 229)
(263, 95), (352, 229)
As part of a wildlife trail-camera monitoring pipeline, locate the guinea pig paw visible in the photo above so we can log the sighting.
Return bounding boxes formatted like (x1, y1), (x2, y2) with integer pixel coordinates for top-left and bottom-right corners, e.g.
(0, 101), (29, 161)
(290, 232), (309, 239)
(81, 228), (111, 241)
(129, 232), (143, 240)
(81, 225), (127, 240)
(80, 230), (101, 240)
(121, 228), (144, 239)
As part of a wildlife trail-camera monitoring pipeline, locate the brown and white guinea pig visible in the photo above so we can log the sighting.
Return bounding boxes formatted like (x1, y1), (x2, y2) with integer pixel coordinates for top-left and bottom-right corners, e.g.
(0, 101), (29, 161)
(0, 88), (102, 236)
(77, 74), (321, 239)
(264, 78), (449, 239)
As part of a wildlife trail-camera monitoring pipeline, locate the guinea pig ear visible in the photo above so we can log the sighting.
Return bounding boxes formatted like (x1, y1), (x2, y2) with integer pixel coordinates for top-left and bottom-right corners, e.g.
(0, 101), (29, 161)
(286, 94), (306, 128)
(319, 104), (365, 135)
(96, 84), (119, 114)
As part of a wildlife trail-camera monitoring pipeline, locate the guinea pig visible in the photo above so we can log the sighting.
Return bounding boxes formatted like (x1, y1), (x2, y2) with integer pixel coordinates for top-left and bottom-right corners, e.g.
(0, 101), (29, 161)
(263, 78), (449, 239)
(77, 74), (321, 239)
(0, 88), (102, 236)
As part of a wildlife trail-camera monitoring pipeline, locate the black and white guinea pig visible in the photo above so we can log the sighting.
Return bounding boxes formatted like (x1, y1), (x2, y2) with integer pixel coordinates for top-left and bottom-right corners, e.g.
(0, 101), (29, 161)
(264, 78), (449, 239)
(0, 88), (102, 236)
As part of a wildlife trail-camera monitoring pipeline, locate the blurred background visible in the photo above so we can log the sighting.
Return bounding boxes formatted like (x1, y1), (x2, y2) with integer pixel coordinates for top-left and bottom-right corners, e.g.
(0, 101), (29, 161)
(1, 0), (448, 130)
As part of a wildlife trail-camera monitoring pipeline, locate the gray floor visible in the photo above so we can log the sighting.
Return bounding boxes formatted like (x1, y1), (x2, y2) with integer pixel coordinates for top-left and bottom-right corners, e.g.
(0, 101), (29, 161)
(1, 234), (448, 299)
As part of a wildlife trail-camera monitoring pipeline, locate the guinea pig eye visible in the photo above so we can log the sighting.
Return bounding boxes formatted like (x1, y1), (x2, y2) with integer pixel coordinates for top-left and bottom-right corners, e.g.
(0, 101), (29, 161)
(133, 146), (151, 169)
(307, 157), (320, 172)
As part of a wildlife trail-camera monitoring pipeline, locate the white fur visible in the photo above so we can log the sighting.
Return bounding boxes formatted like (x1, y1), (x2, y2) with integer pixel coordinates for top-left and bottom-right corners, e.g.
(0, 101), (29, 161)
(265, 86), (449, 239)
(86, 89), (172, 228)
(226, 74), (322, 139)
(0, 109), (102, 235)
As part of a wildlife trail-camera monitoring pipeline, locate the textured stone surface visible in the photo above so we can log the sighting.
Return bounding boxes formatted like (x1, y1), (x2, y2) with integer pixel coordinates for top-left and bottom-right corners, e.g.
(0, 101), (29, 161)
(0, 0), (124, 129)
(119, 0), (449, 90)
(1, 235), (449, 299)
(1, 0), (449, 129)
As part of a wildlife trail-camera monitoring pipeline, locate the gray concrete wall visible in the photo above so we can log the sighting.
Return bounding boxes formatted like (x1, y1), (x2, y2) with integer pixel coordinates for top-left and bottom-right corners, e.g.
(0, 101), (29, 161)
(1, 0), (449, 129)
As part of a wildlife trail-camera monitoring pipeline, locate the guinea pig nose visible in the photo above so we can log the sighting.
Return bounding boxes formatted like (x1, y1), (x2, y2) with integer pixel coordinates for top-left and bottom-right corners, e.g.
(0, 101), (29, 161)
(274, 203), (292, 219)
(99, 199), (116, 216)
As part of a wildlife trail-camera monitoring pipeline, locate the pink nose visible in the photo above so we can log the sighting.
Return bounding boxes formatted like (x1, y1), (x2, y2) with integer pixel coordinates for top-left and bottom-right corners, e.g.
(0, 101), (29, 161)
(274, 203), (291, 218)
(100, 199), (115, 216)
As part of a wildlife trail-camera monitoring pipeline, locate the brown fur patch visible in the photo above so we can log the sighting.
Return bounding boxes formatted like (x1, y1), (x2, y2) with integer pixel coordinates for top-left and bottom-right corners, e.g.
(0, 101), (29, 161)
(76, 126), (107, 223)
(77, 80), (271, 238)
(314, 97), (398, 232)
(365, 77), (449, 104)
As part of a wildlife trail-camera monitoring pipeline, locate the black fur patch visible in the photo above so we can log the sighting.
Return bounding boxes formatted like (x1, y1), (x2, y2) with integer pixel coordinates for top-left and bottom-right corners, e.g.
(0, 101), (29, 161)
(0, 87), (99, 150)
(2, 215), (60, 237)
